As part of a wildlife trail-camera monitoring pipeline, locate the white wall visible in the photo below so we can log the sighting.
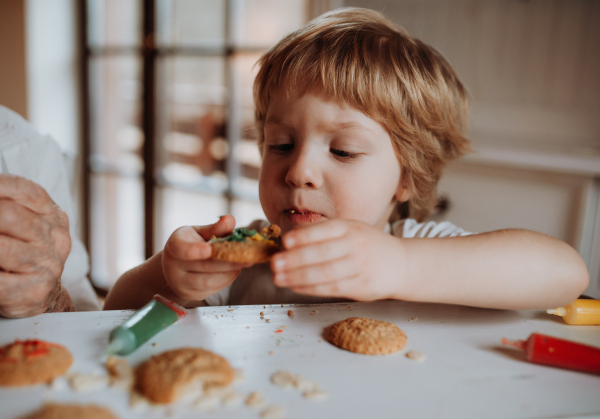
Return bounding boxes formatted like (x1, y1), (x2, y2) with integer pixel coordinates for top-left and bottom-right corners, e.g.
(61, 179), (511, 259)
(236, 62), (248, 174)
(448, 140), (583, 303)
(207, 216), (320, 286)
(344, 0), (600, 297)
(26, 0), (80, 155)
(25, 0), (84, 240)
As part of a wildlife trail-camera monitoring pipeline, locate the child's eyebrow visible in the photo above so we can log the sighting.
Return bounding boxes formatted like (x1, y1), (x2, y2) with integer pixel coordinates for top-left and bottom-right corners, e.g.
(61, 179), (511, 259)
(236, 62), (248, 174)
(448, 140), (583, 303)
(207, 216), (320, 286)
(265, 117), (376, 135)
(329, 121), (376, 133)
(264, 116), (286, 126)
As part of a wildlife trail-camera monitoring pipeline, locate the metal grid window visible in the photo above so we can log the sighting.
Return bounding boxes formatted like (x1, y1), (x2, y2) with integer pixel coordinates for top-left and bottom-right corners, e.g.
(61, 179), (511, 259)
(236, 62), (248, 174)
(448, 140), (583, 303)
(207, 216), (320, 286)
(82, 0), (312, 290)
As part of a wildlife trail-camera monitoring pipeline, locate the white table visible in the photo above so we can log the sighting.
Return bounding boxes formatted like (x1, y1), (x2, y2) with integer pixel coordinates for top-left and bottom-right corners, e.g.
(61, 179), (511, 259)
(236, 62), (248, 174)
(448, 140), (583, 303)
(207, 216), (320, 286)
(1, 301), (599, 419)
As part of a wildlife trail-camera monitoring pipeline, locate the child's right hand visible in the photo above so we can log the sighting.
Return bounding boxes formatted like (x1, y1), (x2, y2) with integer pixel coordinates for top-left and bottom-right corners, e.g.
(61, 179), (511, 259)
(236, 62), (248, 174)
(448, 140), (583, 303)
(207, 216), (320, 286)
(161, 215), (252, 302)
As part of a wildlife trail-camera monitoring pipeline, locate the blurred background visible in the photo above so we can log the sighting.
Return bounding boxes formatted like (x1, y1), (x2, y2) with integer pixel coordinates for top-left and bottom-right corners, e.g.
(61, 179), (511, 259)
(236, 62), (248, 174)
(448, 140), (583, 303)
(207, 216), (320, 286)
(0, 0), (599, 299)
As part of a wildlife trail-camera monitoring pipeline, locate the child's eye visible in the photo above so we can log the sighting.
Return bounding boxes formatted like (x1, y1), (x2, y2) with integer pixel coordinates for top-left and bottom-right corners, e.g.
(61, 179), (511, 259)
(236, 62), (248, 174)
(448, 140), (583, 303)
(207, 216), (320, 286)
(268, 144), (294, 153)
(330, 148), (360, 159)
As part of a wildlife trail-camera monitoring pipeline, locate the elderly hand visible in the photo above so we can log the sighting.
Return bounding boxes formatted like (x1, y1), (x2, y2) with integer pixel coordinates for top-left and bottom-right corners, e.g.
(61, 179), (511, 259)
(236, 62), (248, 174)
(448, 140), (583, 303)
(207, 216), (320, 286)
(0, 174), (74, 318)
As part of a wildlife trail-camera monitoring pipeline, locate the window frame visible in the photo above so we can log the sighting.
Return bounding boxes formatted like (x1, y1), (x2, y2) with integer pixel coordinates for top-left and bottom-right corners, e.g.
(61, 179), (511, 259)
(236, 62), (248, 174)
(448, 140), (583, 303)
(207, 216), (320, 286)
(80, 0), (308, 291)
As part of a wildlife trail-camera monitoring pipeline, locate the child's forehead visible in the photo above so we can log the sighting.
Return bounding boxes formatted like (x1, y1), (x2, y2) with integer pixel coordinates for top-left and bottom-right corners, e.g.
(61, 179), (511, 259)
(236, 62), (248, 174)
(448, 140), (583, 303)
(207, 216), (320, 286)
(266, 86), (388, 133)
(269, 84), (364, 116)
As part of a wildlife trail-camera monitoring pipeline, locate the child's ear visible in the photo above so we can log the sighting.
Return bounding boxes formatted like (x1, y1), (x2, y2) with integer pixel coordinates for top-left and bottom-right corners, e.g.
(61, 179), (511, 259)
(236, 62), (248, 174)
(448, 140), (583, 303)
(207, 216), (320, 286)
(394, 177), (413, 203)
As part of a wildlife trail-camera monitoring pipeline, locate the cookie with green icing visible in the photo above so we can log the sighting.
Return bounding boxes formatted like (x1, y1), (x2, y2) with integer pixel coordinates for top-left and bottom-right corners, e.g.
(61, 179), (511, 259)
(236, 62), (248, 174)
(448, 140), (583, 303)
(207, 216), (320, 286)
(210, 225), (281, 263)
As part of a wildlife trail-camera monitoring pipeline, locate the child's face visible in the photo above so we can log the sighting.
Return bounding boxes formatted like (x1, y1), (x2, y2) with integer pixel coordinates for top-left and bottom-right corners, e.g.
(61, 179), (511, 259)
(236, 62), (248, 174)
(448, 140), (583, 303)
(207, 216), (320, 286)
(259, 89), (408, 234)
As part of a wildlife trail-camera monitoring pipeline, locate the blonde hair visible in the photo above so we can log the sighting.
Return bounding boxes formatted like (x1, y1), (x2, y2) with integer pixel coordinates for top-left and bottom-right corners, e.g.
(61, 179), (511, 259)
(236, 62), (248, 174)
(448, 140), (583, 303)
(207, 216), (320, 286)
(253, 8), (470, 221)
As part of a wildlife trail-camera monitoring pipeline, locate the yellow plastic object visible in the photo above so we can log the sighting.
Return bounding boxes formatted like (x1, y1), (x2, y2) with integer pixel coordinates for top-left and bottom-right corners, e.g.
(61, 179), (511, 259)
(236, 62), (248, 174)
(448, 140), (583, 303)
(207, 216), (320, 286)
(547, 299), (600, 325)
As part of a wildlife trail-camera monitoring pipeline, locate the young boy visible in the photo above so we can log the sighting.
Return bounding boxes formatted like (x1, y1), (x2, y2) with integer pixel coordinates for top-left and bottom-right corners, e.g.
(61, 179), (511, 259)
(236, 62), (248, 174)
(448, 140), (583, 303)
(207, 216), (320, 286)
(104, 8), (588, 311)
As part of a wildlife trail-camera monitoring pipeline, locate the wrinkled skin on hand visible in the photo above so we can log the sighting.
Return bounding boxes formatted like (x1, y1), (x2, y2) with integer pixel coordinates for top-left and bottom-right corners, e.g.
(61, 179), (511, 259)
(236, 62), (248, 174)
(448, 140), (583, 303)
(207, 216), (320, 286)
(0, 175), (74, 318)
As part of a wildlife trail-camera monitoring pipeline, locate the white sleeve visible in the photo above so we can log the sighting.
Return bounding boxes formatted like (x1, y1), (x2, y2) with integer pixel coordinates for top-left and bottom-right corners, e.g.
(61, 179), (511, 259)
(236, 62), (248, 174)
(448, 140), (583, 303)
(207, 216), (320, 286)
(0, 106), (100, 311)
(391, 218), (474, 238)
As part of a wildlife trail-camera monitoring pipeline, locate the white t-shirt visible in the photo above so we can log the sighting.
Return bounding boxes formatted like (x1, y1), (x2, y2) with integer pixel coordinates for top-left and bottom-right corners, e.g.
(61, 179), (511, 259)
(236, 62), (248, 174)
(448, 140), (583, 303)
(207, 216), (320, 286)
(0, 106), (100, 311)
(204, 219), (472, 306)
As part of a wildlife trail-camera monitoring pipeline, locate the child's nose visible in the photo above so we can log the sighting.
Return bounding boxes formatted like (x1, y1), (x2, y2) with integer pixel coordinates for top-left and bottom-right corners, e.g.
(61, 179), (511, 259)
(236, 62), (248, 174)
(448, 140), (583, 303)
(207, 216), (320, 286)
(285, 149), (323, 189)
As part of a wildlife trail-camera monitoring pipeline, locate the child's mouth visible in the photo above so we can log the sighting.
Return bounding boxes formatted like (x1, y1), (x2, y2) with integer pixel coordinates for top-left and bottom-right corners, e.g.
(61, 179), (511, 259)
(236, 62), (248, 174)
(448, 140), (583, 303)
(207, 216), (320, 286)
(285, 209), (323, 224)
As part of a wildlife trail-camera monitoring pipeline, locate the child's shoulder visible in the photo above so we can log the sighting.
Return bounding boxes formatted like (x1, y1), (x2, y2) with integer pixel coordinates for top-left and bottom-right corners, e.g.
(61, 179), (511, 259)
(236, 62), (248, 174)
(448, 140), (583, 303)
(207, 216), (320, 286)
(391, 219), (473, 239)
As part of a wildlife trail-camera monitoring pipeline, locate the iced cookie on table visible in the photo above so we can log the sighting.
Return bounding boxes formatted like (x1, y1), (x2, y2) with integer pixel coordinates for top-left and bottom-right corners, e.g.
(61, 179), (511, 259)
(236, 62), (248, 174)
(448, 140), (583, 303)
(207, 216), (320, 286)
(210, 225), (281, 264)
(135, 347), (234, 403)
(324, 317), (408, 355)
(0, 339), (73, 386)
(20, 403), (118, 419)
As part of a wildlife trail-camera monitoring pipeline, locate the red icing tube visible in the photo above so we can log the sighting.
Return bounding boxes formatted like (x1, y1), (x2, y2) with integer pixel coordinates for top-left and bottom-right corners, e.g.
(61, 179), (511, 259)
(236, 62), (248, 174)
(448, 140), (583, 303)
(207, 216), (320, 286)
(502, 333), (600, 375)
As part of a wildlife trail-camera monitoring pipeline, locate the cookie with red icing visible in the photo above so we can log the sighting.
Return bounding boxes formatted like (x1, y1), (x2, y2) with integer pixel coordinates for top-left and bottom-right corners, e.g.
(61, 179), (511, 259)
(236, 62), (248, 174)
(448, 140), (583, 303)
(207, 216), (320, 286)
(0, 339), (73, 386)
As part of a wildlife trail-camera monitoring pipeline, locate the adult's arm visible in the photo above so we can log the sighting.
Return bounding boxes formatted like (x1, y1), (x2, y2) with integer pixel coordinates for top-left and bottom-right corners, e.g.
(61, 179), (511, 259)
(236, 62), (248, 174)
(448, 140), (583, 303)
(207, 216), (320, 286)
(0, 105), (100, 313)
(0, 175), (75, 317)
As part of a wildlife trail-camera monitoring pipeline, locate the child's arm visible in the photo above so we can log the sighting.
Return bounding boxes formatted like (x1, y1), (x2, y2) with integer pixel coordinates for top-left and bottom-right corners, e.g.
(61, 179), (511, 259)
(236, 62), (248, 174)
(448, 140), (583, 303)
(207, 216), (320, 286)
(103, 215), (251, 310)
(270, 220), (589, 310)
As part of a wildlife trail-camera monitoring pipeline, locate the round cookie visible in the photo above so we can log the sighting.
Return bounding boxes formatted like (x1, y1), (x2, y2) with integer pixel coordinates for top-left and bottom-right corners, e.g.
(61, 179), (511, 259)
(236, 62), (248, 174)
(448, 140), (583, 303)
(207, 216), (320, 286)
(211, 240), (280, 263)
(135, 347), (234, 404)
(325, 317), (407, 355)
(21, 403), (118, 419)
(210, 225), (281, 264)
(0, 340), (73, 386)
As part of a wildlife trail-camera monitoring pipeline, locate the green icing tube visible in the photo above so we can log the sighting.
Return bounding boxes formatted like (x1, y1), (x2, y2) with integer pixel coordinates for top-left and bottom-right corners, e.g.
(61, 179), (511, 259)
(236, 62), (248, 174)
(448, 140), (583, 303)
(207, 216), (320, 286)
(106, 295), (188, 356)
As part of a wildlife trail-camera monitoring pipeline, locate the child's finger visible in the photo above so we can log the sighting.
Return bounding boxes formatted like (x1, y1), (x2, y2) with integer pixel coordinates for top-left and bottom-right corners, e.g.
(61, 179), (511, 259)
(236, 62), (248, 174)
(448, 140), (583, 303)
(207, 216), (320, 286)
(289, 276), (359, 298)
(273, 257), (356, 287)
(174, 271), (239, 300)
(180, 271), (239, 292)
(192, 215), (236, 241)
(282, 220), (347, 249)
(271, 238), (350, 272)
(180, 259), (252, 273)
(165, 227), (212, 260)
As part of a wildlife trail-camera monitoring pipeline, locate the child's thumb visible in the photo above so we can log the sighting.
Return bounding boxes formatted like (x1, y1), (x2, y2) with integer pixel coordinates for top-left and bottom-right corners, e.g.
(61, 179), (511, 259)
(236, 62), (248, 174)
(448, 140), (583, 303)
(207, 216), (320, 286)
(193, 215), (235, 241)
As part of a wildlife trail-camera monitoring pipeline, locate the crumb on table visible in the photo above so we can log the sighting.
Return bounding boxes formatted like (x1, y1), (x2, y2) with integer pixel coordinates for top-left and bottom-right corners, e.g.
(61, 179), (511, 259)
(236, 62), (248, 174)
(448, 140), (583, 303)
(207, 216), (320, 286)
(245, 391), (267, 409)
(406, 350), (426, 362)
(260, 405), (285, 419)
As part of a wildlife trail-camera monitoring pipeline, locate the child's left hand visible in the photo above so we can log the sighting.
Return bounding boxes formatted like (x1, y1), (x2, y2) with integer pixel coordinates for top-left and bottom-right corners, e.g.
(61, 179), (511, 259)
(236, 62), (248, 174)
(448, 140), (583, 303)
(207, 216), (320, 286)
(271, 220), (407, 301)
